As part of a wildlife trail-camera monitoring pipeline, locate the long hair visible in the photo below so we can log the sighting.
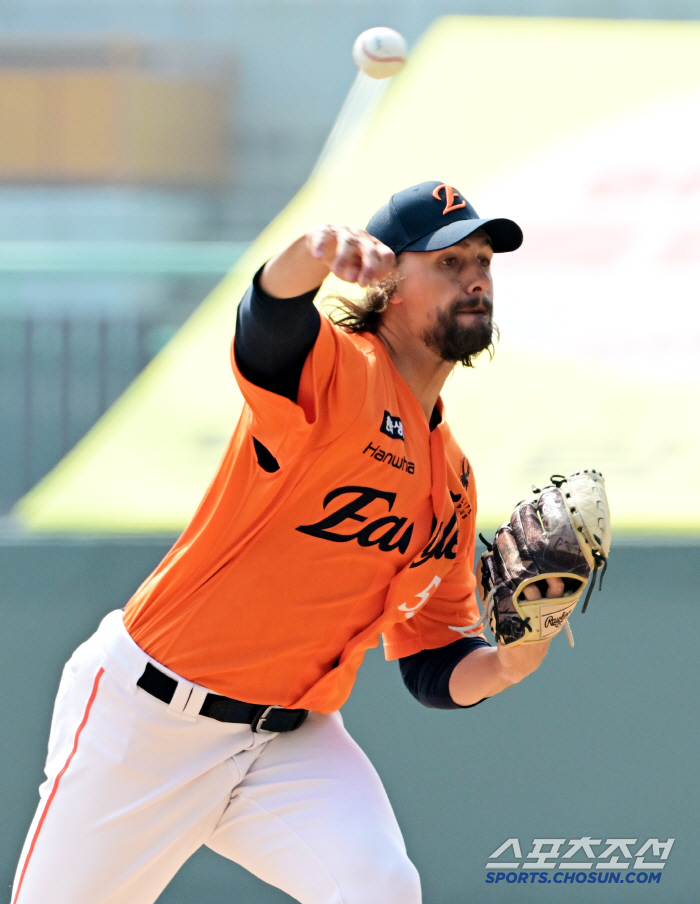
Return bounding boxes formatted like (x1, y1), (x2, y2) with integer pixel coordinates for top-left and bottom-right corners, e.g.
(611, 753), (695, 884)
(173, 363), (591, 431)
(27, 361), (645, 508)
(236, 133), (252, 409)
(326, 233), (498, 367)
(326, 276), (399, 335)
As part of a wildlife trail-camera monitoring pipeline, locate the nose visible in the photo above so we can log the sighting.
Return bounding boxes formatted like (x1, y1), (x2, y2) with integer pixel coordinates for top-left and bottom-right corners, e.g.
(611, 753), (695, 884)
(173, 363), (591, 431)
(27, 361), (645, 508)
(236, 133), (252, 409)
(464, 265), (491, 298)
(459, 281), (492, 312)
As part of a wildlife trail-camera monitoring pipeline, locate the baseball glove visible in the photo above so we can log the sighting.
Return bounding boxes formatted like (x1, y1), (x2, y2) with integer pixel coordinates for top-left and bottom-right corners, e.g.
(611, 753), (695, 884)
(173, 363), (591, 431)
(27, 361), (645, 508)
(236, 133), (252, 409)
(474, 469), (611, 647)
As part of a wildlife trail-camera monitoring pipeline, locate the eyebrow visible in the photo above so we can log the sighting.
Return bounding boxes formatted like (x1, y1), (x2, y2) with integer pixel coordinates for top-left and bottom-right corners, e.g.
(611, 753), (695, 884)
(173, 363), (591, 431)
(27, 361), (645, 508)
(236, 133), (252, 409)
(453, 236), (492, 250)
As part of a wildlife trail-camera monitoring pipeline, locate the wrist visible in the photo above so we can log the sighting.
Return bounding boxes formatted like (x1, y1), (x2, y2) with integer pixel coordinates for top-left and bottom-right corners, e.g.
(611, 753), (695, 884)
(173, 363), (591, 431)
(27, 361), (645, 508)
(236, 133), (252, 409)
(260, 235), (330, 298)
(495, 639), (550, 685)
(494, 645), (522, 687)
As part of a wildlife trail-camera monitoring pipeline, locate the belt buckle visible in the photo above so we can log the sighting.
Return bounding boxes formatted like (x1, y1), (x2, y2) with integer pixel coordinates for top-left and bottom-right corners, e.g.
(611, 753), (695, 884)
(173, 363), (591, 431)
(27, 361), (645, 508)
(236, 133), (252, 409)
(251, 704), (282, 733)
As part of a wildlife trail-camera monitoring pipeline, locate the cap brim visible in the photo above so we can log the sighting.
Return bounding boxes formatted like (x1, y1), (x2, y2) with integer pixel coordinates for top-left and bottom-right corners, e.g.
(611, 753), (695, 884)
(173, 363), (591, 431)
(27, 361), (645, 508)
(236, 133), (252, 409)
(403, 217), (523, 254)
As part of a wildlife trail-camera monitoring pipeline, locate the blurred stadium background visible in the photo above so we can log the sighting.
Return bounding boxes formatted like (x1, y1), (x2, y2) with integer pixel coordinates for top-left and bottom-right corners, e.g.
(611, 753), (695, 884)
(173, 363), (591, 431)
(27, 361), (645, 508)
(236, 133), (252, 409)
(1, 2), (699, 903)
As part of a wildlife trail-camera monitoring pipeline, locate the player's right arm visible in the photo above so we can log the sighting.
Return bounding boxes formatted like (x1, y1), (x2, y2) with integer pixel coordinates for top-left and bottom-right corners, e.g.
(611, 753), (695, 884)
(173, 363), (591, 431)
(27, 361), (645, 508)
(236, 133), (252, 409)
(260, 225), (395, 297)
(235, 226), (396, 402)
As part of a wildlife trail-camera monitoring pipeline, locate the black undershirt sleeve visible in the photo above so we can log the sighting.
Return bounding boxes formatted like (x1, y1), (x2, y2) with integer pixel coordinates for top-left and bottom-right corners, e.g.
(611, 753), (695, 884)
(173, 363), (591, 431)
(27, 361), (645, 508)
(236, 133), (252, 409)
(234, 266), (322, 402)
(234, 269), (488, 711)
(399, 637), (492, 710)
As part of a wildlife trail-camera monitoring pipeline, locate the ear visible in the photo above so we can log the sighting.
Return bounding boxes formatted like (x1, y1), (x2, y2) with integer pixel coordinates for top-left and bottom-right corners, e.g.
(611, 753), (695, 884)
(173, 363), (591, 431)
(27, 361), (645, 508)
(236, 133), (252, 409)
(387, 283), (404, 307)
(385, 265), (405, 306)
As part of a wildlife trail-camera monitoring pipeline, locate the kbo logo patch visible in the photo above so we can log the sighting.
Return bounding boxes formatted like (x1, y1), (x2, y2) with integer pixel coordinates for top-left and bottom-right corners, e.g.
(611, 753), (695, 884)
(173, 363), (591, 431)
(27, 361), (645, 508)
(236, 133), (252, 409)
(380, 411), (404, 441)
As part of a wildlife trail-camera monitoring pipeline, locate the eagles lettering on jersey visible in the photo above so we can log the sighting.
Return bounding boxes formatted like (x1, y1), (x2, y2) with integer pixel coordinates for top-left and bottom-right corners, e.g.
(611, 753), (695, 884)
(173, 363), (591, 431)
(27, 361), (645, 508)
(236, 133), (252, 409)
(410, 510), (459, 568)
(296, 486), (414, 554)
(296, 485), (467, 567)
(125, 317), (482, 712)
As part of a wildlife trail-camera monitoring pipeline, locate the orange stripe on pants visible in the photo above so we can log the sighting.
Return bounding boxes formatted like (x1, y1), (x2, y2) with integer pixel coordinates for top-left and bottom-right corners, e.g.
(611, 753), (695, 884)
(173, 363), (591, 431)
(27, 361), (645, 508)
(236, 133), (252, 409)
(12, 667), (105, 904)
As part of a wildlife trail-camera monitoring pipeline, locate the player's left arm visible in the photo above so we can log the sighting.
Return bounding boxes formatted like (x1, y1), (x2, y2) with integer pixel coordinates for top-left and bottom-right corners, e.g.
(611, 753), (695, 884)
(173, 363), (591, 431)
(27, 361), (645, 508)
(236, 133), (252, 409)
(451, 470), (612, 705)
(397, 579), (561, 709)
(446, 577), (563, 706)
(447, 632), (550, 707)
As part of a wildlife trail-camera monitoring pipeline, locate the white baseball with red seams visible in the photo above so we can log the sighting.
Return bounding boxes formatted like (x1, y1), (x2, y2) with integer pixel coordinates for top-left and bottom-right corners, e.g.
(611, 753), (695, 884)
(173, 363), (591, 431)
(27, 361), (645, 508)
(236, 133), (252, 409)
(352, 27), (407, 79)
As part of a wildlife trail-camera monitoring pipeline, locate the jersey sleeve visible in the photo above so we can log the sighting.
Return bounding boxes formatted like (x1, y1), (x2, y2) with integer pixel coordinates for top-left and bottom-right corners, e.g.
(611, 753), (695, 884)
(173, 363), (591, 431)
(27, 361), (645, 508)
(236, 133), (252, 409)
(383, 444), (485, 660)
(399, 636), (491, 709)
(234, 267), (321, 402)
(231, 302), (369, 467)
(382, 562), (485, 660)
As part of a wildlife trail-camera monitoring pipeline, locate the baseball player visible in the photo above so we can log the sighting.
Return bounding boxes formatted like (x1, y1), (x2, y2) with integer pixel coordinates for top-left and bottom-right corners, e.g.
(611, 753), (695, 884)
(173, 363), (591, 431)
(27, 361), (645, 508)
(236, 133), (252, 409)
(12, 181), (562, 904)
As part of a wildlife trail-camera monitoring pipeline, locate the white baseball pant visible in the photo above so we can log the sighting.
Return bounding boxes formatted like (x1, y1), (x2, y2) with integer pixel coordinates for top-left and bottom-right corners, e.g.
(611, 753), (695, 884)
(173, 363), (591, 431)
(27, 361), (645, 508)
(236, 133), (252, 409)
(12, 610), (421, 904)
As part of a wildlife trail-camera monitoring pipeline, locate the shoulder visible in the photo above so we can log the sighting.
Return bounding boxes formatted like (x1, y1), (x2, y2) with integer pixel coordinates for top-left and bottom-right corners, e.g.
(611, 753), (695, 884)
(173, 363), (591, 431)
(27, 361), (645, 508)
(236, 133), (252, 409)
(311, 316), (385, 377)
(320, 315), (379, 353)
(290, 318), (385, 438)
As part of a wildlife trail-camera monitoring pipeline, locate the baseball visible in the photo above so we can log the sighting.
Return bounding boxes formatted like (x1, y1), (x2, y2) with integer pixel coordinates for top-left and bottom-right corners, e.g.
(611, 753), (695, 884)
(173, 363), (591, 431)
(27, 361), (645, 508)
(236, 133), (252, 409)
(352, 27), (407, 79)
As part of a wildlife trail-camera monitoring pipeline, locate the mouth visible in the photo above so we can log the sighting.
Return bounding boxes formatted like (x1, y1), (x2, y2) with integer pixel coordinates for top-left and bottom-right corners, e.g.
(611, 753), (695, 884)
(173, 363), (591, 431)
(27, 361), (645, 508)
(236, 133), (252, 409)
(454, 307), (491, 320)
(452, 298), (493, 317)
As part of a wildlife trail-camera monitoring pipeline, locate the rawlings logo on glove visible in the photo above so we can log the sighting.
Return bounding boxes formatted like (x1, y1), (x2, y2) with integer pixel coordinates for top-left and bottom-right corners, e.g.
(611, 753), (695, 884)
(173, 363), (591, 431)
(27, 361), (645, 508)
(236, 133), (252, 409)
(473, 469), (611, 647)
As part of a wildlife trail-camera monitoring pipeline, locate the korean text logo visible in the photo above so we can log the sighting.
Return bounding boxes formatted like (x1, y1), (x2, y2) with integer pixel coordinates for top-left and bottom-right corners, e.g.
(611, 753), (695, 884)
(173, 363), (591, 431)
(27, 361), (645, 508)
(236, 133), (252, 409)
(485, 837), (674, 886)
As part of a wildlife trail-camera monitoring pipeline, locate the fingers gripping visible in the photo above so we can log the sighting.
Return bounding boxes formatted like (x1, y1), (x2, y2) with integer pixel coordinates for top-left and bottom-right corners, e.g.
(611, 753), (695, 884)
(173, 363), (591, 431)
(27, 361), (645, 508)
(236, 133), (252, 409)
(308, 224), (337, 260)
(309, 225), (396, 287)
(332, 230), (364, 283)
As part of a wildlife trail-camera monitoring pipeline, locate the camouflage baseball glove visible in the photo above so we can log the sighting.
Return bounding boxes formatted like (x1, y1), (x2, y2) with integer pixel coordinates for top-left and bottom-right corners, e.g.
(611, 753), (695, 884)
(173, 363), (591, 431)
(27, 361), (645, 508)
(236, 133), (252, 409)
(474, 469), (611, 647)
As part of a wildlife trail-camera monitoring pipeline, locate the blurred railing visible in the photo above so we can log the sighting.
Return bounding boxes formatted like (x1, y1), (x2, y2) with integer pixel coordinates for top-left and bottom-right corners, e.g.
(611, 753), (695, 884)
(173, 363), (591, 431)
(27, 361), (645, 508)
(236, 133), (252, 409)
(0, 242), (247, 275)
(0, 241), (247, 514)
(1, 315), (153, 508)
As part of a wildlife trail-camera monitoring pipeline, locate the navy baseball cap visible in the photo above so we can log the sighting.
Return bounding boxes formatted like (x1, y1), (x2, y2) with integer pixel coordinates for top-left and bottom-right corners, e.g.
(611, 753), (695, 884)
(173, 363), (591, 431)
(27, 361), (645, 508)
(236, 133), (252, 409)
(366, 181), (523, 254)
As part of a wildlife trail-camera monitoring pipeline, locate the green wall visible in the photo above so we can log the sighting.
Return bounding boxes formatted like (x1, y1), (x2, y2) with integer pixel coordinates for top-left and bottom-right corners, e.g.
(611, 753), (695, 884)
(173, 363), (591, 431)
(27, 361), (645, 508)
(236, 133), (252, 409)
(1, 540), (696, 903)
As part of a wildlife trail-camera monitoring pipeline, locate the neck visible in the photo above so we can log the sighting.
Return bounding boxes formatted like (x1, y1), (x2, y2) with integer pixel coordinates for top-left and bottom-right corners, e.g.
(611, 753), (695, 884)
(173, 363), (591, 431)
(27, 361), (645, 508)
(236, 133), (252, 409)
(376, 324), (454, 422)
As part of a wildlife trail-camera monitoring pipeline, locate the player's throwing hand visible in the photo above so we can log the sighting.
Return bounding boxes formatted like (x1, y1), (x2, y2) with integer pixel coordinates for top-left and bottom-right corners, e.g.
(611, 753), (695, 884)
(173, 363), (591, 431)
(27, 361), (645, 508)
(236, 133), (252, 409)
(307, 224), (396, 287)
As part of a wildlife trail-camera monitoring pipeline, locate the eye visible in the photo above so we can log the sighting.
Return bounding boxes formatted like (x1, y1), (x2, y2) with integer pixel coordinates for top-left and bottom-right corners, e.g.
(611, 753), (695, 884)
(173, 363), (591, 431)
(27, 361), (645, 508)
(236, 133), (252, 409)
(441, 256), (457, 267)
(478, 255), (492, 269)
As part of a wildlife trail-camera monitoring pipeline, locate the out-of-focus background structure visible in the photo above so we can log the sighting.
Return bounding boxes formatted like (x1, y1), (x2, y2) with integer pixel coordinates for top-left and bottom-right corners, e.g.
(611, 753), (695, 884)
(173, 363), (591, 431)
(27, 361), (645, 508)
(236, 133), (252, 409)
(1, 0), (700, 520)
(1, 2), (699, 903)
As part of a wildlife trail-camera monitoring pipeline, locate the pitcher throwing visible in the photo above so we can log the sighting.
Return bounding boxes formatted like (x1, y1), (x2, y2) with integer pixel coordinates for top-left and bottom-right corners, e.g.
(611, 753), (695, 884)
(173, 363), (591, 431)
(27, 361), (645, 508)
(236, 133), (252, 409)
(14, 181), (585, 904)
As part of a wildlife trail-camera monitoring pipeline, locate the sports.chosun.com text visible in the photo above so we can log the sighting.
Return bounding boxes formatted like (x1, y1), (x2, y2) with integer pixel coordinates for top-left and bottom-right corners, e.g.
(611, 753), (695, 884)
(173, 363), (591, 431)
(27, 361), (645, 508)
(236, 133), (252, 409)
(486, 870), (661, 885)
(483, 837), (673, 882)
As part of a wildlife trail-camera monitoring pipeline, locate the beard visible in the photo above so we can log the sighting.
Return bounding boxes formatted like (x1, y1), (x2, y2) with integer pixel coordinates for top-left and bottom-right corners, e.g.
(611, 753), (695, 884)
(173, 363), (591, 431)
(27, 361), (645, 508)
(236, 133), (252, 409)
(422, 297), (497, 366)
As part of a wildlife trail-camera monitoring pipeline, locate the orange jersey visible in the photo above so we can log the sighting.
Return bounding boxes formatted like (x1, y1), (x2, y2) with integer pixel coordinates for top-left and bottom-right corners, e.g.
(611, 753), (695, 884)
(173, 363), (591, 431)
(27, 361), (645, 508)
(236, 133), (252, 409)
(124, 316), (483, 713)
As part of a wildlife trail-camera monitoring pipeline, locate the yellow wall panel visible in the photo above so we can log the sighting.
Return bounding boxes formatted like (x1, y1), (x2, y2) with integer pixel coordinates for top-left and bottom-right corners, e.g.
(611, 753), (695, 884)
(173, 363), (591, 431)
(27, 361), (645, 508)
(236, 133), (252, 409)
(123, 76), (226, 185)
(0, 67), (227, 185)
(0, 71), (44, 176)
(57, 71), (118, 178)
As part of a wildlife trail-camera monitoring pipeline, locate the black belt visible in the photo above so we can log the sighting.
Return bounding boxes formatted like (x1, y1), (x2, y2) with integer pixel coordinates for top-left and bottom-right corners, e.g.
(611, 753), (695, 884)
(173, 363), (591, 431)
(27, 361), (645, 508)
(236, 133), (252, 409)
(136, 662), (308, 733)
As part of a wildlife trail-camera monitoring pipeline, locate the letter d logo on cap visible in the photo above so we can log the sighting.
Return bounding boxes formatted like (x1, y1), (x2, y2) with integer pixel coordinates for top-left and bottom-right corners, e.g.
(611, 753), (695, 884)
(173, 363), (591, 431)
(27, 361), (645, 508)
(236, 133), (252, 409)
(432, 184), (467, 215)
